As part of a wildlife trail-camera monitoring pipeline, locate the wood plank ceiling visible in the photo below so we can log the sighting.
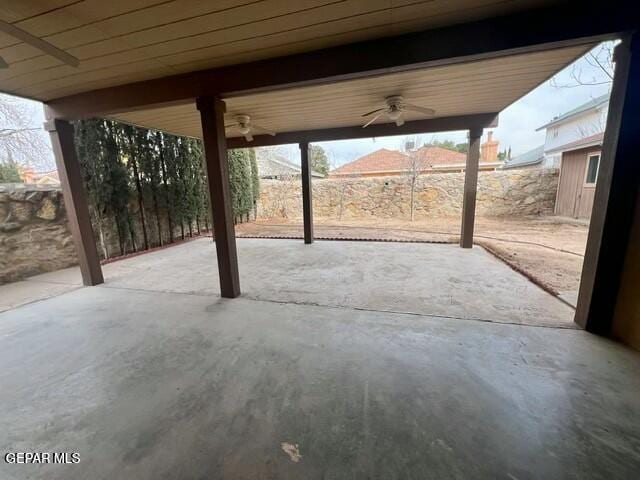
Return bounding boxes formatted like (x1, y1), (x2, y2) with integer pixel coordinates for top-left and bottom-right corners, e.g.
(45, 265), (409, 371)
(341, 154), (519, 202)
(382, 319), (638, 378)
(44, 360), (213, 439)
(109, 44), (591, 139)
(0, 0), (562, 102)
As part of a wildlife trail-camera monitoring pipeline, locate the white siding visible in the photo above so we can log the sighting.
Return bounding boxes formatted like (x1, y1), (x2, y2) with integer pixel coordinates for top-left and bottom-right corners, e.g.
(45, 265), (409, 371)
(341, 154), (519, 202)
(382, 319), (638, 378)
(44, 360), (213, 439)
(542, 103), (608, 166)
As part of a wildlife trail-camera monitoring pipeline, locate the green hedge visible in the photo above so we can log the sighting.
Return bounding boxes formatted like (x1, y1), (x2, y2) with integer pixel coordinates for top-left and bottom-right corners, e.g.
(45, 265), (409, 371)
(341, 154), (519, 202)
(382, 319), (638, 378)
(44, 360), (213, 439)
(74, 118), (259, 257)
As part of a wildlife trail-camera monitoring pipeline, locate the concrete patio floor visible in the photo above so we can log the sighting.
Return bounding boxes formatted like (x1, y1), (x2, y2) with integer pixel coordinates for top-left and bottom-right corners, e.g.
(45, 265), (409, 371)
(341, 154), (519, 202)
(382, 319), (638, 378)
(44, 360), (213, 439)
(3, 239), (639, 479)
(2, 238), (575, 327)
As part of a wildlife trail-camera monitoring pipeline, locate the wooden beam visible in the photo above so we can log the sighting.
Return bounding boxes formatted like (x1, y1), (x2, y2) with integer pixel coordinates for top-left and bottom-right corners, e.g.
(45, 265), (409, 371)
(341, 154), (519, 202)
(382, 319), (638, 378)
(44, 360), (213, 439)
(43, 114), (103, 286)
(460, 128), (483, 249)
(300, 142), (314, 244)
(228, 114), (498, 149)
(44, 0), (635, 119)
(197, 96), (240, 298)
(575, 34), (640, 332)
(0, 20), (79, 67)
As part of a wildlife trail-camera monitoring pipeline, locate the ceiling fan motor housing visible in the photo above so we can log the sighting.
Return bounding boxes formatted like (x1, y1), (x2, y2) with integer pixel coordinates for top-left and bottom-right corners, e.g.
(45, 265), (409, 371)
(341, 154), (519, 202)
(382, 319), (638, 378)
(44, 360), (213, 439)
(235, 114), (251, 125)
(385, 95), (405, 107)
(234, 114), (252, 134)
(386, 95), (405, 120)
(361, 95), (434, 128)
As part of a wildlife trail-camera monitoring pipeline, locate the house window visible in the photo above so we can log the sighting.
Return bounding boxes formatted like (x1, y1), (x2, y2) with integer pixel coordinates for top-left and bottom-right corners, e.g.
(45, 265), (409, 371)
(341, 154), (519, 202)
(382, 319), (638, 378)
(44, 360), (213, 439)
(552, 128), (559, 138)
(585, 153), (600, 185)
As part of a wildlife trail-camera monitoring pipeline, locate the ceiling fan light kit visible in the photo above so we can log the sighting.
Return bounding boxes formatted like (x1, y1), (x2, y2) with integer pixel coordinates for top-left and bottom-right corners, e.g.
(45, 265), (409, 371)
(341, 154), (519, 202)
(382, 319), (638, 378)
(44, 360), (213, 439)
(361, 95), (435, 128)
(225, 114), (276, 142)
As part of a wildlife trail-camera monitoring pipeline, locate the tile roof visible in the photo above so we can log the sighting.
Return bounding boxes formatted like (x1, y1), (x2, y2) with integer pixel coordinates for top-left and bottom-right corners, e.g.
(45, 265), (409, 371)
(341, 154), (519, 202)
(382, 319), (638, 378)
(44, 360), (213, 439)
(331, 149), (411, 175)
(412, 145), (468, 167)
(331, 146), (470, 175)
(36, 170), (60, 180)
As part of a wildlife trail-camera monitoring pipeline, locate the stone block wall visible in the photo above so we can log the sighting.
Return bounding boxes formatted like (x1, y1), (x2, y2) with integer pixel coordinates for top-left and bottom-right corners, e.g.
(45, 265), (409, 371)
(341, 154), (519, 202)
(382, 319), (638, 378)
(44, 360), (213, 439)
(0, 185), (76, 284)
(1, 168), (558, 284)
(257, 168), (559, 220)
(0, 184), (212, 284)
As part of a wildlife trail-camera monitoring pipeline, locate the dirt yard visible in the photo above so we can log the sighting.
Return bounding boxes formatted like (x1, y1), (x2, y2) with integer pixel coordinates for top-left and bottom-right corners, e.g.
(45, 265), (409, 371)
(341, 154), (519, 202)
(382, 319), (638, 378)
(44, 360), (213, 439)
(235, 216), (588, 301)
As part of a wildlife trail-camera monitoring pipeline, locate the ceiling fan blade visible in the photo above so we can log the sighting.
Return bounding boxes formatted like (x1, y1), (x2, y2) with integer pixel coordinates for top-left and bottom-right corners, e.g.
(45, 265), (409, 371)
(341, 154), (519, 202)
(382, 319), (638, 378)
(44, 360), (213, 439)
(224, 123), (238, 129)
(244, 132), (254, 142)
(363, 112), (384, 128)
(361, 107), (385, 117)
(252, 124), (276, 136)
(0, 56), (7, 68)
(404, 104), (436, 116)
(395, 116), (405, 127)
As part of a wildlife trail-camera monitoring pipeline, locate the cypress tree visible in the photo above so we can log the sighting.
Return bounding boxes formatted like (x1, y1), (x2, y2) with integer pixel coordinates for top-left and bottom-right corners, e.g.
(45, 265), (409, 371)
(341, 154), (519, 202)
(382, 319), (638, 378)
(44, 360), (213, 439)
(249, 148), (260, 220)
(112, 123), (137, 252)
(138, 129), (163, 246)
(184, 139), (196, 236)
(158, 132), (175, 243)
(76, 119), (134, 256)
(103, 120), (134, 255)
(122, 124), (149, 250)
(175, 137), (191, 238)
(228, 148), (253, 221)
(75, 119), (110, 258)
(188, 139), (206, 235)
(76, 119), (258, 255)
(165, 134), (185, 240)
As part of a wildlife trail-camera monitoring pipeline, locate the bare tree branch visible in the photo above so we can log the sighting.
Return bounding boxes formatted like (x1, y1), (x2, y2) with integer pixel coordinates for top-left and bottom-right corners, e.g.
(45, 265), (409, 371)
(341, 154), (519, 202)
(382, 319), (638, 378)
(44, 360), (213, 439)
(589, 51), (614, 80)
(0, 127), (42, 136)
(550, 42), (615, 89)
(402, 138), (425, 221)
(0, 93), (54, 171)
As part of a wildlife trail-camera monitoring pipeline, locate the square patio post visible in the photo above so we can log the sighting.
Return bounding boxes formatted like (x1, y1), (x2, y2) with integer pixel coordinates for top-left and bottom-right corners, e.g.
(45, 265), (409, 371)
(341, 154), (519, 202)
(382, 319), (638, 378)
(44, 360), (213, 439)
(44, 114), (104, 286)
(460, 127), (482, 248)
(196, 96), (241, 298)
(300, 141), (314, 244)
(576, 33), (640, 332)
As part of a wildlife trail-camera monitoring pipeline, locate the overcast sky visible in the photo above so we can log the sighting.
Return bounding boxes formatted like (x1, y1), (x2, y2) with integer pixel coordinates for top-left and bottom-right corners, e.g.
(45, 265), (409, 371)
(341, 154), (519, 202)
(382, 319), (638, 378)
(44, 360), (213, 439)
(15, 43), (611, 171)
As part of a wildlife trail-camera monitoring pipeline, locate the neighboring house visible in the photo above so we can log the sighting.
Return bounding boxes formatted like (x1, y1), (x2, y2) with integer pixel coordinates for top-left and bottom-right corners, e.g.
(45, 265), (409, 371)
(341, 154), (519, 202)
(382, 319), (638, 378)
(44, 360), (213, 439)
(527, 94), (610, 219)
(330, 148), (410, 177)
(34, 170), (61, 185)
(550, 132), (603, 219)
(18, 166), (36, 183)
(256, 152), (323, 179)
(330, 138), (501, 178)
(501, 145), (545, 170)
(536, 93), (609, 168)
(504, 94), (608, 172)
(18, 166), (61, 186)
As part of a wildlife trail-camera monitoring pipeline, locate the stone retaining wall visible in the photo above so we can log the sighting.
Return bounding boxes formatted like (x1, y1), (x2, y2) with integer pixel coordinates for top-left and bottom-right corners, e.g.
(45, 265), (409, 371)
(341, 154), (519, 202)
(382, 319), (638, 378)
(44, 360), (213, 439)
(0, 185), (76, 284)
(0, 184), (211, 284)
(1, 168), (558, 284)
(257, 168), (559, 220)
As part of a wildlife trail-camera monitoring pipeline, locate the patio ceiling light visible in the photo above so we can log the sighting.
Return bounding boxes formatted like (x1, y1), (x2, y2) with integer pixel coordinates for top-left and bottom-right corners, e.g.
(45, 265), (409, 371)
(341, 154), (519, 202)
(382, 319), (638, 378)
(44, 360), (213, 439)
(225, 114), (275, 142)
(361, 95), (436, 128)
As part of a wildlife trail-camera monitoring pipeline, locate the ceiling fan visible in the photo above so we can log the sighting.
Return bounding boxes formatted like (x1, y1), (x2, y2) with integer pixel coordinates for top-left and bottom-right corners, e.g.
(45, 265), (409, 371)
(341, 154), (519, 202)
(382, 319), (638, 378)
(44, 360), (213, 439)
(225, 114), (275, 142)
(361, 95), (435, 128)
